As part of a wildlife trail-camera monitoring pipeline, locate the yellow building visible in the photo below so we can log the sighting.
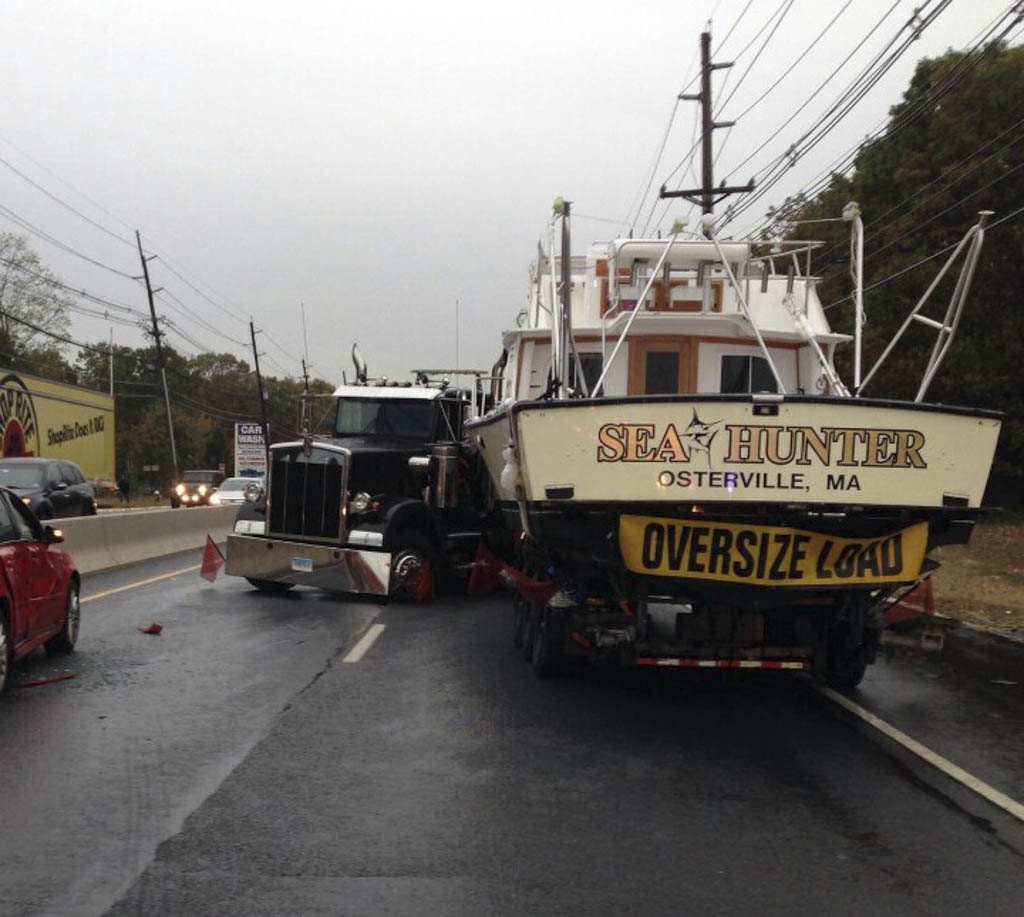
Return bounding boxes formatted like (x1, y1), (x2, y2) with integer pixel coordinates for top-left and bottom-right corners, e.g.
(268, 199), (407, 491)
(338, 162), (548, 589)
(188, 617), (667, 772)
(0, 369), (115, 482)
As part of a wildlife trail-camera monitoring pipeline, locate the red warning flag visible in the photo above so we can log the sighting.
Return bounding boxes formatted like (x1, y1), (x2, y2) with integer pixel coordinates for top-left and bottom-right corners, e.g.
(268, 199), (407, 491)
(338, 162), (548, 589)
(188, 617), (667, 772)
(466, 542), (503, 595)
(201, 535), (226, 582)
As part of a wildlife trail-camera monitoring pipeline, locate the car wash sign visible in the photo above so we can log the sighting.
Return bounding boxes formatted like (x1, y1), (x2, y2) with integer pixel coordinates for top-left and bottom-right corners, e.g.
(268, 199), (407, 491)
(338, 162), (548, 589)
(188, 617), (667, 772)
(234, 422), (267, 477)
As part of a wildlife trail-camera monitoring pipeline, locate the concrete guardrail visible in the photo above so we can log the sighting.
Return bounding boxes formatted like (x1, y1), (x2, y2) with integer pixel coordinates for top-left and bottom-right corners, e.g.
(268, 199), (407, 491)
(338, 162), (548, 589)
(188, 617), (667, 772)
(55, 505), (239, 575)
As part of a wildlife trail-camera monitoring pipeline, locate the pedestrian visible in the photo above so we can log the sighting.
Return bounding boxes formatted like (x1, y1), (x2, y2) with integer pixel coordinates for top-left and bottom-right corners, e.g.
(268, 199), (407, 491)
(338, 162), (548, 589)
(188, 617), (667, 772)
(117, 472), (131, 504)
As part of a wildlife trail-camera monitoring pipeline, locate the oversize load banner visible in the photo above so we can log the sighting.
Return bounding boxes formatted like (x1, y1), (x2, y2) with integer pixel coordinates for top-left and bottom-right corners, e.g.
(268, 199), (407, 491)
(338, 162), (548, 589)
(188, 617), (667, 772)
(619, 514), (928, 587)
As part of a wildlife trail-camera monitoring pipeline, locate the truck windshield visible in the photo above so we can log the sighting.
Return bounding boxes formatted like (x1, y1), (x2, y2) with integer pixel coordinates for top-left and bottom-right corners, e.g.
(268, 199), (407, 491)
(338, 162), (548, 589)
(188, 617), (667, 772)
(335, 398), (436, 439)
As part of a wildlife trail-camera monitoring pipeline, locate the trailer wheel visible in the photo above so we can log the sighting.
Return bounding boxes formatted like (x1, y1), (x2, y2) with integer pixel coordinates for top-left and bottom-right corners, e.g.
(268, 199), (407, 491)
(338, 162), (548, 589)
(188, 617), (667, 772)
(531, 607), (566, 678)
(512, 593), (527, 650)
(824, 637), (870, 690)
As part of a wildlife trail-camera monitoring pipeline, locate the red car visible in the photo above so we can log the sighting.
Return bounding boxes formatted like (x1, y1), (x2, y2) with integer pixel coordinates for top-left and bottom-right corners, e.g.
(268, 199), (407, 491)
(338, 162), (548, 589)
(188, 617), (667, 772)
(0, 486), (80, 693)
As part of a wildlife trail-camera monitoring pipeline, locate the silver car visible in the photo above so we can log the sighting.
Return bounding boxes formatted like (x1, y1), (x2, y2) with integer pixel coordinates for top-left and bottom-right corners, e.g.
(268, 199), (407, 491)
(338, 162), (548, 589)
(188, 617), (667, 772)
(209, 476), (263, 505)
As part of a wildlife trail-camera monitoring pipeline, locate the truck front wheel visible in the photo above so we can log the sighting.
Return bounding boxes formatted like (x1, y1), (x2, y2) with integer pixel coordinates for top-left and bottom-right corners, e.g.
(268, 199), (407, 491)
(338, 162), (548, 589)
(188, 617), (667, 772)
(389, 532), (436, 602)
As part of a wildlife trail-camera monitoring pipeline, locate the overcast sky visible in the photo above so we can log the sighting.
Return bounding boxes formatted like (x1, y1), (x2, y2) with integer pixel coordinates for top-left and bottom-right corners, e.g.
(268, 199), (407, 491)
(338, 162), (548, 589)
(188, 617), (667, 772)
(0, 0), (1016, 386)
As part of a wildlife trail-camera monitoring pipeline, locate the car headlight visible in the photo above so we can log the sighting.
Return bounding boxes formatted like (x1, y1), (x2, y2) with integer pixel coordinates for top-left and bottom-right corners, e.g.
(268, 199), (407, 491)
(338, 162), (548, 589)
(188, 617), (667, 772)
(175, 483), (186, 495)
(209, 492), (221, 505)
(349, 491), (372, 513)
(198, 484), (207, 495)
(22, 496), (31, 505)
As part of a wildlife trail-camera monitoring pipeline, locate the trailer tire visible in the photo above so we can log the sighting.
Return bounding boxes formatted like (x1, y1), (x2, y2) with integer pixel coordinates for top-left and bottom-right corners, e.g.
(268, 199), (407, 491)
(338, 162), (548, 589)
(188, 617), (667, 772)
(512, 594), (527, 650)
(824, 644), (869, 690)
(531, 607), (566, 678)
(246, 578), (295, 595)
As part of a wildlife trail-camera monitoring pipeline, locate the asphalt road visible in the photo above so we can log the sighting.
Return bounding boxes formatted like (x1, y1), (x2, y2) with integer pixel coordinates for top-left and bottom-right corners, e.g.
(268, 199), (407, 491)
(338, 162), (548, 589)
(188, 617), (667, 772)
(2, 556), (1022, 916)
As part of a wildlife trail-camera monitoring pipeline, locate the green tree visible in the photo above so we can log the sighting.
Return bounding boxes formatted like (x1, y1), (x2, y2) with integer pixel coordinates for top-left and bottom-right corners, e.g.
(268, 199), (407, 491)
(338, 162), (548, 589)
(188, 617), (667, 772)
(782, 41), (1024, 478)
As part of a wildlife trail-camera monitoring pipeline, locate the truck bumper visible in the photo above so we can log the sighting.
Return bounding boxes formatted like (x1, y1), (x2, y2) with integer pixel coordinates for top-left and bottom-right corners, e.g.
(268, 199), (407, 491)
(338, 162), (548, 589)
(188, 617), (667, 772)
(225, 534), (391, 596)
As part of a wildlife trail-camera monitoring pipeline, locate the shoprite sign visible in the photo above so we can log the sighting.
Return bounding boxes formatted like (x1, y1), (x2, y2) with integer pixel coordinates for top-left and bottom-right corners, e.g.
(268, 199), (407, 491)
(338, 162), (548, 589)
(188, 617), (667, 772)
(0, 371), (115, 481)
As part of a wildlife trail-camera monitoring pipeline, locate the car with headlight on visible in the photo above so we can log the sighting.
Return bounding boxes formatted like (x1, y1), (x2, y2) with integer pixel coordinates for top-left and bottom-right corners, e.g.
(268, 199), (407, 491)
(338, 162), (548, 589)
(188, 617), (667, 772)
(0, 457), (97, 519)
(170, 469), (225, 508)
(0, 485), (80, 692)
(209, 476), (263, 505)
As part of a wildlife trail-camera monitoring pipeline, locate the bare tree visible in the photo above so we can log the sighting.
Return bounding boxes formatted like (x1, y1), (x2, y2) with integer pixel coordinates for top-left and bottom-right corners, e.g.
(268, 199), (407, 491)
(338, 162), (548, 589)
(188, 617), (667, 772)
(0, 233), (73, 350)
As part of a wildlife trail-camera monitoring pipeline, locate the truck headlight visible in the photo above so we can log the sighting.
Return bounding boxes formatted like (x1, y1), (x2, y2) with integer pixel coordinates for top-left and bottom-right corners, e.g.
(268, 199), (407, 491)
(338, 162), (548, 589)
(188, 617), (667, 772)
(350, 491), (372, 513)
(243, 481), (264, 503)
(198, 484), (207, 495)
(175, 483), (186, 495)
(209, 492), (221, 505)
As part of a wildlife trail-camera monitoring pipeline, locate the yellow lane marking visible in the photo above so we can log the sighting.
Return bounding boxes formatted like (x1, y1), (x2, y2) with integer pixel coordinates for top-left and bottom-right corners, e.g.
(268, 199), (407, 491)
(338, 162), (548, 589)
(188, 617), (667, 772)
(817, 684), (1024, 823)
(82, 565), (202, 603)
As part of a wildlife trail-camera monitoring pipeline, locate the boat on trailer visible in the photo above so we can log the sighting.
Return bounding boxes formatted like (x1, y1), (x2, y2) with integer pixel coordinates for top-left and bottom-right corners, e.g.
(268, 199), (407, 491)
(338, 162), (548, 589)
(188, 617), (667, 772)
(466, 203), (1001, 686)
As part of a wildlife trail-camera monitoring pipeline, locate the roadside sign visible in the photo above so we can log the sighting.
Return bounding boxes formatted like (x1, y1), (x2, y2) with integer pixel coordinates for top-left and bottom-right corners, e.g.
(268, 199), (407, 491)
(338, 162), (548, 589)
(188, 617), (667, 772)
(234, 422), (266, 477)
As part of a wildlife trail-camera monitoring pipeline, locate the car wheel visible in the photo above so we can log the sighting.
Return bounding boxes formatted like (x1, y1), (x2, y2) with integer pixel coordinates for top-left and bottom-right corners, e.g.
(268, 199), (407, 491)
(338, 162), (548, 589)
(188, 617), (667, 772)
(46, 582), (80, 655)
(170, 500), (180, 509)
(245, 578), (295, 594)
(0, 610), (11, 693)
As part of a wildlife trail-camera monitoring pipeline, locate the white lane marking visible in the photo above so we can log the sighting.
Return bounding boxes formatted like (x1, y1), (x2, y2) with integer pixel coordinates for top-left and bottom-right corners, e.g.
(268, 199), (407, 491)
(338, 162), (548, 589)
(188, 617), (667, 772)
(343, 623), (386, 663)
(82, 565), (202, 603)
(817, 684), (1024, 823)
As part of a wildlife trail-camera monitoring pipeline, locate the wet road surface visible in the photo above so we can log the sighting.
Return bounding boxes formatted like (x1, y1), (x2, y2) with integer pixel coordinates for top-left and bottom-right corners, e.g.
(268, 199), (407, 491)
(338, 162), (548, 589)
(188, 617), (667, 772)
(2, 558), (1022, 916)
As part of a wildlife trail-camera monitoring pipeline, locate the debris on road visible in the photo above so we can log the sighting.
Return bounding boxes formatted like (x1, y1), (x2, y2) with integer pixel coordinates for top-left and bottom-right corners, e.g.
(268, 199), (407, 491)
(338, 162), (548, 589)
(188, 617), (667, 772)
(138, 622), (163, 635)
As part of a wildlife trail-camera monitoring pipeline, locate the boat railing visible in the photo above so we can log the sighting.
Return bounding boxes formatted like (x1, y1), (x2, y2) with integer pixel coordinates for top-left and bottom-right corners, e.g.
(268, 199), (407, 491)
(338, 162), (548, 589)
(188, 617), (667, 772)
(857, 211), (992, 402)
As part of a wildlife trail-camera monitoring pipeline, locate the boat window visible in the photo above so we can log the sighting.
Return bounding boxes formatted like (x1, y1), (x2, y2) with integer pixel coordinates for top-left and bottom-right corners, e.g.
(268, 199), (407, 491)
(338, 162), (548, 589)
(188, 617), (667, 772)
(720, 355), (778, 394)
(569, 354), (604, 395)
(646, 352), (680, 395)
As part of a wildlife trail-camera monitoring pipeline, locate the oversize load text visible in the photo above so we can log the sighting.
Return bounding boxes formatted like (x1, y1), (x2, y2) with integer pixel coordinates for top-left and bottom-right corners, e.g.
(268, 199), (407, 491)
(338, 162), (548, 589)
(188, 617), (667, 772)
(618, 515), (928, 586)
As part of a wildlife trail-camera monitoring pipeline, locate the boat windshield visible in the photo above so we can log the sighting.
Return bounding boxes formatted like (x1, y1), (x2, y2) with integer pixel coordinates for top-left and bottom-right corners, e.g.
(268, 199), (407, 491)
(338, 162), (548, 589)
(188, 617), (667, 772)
(0, 465), (45, 488)
(335, 398), (436, 439)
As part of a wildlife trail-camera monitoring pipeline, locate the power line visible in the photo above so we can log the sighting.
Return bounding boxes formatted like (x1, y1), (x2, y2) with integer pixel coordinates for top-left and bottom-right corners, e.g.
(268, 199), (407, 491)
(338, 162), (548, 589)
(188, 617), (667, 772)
(0, 151), (136, 248)
(0, 204), (139, 279)
(731, 1), (1019, 235)
(822, 203), (1024, 312)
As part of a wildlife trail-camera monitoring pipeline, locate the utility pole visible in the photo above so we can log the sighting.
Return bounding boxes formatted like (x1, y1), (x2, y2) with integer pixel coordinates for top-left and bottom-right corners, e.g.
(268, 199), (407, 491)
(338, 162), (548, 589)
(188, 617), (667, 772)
(300, 357), (311, 435)
(136, 231), (179, 482)
(660, 29), (754, 225)
(108, 327), (114, 398)
(249, 320), (271, 471)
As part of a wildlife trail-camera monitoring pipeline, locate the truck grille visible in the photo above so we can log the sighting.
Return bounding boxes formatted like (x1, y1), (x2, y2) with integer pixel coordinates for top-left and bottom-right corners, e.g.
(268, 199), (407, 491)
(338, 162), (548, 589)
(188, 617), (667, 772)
(267, 442), (349, 543)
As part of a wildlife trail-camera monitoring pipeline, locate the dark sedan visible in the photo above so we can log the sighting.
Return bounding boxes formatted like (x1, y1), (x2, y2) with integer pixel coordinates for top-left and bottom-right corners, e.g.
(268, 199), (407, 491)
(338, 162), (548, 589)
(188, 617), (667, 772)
(0, 458), (97, 520)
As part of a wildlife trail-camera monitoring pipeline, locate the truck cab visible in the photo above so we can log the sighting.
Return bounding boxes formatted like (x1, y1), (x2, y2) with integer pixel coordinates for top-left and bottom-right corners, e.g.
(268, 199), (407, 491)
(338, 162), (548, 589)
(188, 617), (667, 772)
(225, 381), (490, 600)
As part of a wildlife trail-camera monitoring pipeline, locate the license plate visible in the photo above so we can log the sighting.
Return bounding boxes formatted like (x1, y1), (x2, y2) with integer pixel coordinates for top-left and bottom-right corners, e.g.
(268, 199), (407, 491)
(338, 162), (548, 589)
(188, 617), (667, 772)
(618, 515), (927, 587)
(291, 556), (314, 573)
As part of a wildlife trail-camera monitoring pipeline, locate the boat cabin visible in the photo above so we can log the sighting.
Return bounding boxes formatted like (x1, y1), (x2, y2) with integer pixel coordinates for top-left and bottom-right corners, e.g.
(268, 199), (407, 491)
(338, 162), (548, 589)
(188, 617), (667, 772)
(494, 238), (849, 403)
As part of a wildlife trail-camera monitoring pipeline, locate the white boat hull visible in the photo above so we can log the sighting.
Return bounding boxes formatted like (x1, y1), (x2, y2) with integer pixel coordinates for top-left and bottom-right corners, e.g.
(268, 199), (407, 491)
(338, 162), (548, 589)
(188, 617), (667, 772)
(472, 395), (1000, 510)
